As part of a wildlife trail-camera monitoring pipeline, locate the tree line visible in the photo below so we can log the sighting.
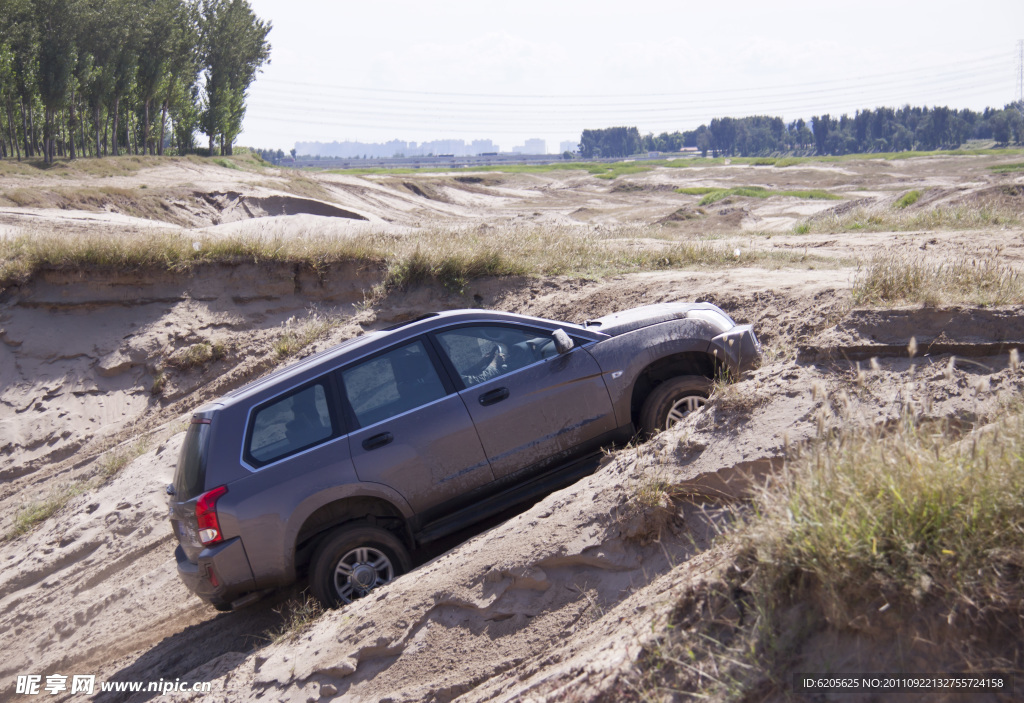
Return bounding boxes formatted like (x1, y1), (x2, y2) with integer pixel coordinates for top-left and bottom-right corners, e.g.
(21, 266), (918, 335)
(579, 104), (1024, 159)
(0, 0), (271, 163)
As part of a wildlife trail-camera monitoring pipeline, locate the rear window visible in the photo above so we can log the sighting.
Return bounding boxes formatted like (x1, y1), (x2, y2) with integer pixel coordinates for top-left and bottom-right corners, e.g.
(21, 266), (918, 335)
(246, 382), (336, 467)
(174, 422), (210, 500)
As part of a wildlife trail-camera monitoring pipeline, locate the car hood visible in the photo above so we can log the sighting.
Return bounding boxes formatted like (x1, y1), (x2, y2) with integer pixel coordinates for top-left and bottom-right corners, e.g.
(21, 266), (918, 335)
(583, 302), (737, 337)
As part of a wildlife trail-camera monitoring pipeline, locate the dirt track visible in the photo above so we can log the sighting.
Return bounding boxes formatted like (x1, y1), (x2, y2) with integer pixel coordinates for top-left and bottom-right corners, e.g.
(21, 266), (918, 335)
(1, 154), (1023, 701)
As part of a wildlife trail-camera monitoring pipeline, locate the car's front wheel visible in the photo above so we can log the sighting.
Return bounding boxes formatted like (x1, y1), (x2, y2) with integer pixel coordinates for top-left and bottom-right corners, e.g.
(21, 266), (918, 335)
(639, 375), (712, 435)
(310, 524), (411, 608)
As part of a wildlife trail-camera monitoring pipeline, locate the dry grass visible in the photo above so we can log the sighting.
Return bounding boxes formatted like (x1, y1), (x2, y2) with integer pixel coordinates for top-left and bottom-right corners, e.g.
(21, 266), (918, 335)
(852, 251), (1024, 306)
(799, 203), (1021, 233)
(5, 483), (88, 540)
(0, 154), (162, 179)
(0, 185), (195, 225)
(0, 222), (840, 296)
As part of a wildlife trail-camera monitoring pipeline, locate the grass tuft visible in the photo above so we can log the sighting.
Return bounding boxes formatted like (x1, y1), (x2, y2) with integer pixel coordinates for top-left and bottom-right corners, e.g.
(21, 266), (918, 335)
(741, 410), (1024, 625)
(637, 390), (1024, 699)
(97, 438), (152, 482)
(6, 483), (88, 540)
(267, 595), (325, 644)
(275, 312), (341, 359)
(171, 340), (228, 369)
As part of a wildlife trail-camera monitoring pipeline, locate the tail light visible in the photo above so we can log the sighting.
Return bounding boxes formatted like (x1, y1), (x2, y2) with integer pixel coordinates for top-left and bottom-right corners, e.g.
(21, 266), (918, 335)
(195, 485), (228, 546)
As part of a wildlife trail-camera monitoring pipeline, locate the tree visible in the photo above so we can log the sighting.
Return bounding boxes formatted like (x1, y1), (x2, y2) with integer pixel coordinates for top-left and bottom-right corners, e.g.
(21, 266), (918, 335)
(159, 0), (200, 154)
(708, 117), (737, 157)
(135, 0), (177, 154)
(199, 0), (270, 154)
(578, 126), (641, 159)
(811, 114), (832, 155)
(34, 0), (81, 162)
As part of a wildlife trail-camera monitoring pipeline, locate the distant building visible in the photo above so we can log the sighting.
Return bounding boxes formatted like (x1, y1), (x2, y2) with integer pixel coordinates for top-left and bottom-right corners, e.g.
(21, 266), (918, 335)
(512, 138), (547, 155)
(560, 140), (578, 154)
(471, 139), (500, 155)
(294, 138), (497, 158)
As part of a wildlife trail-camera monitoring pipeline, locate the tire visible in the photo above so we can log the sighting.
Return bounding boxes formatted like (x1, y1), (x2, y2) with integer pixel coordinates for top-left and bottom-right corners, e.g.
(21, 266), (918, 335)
(309, 524), (411, 608)
(639, 375), (712, 435)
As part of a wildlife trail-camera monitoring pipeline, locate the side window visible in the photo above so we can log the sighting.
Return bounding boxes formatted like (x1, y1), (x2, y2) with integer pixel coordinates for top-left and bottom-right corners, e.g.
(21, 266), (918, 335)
(340, 340), (447, 428)
(435, 325), (558, 389)
(248, 382), (334, 466)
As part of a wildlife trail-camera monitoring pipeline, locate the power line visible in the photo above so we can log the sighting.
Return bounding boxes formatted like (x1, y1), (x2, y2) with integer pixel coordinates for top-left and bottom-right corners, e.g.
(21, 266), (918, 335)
(257, 51), (1008, 100)
(248, 72), (1009, 119)
(245, 81), (1011, 136)
(243, 46), (1021, 142)
(253, 62), (1007, 113)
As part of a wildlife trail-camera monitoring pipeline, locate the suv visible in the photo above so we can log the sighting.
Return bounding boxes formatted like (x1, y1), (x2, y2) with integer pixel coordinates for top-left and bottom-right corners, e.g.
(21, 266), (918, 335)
(168, 303), (760, 609)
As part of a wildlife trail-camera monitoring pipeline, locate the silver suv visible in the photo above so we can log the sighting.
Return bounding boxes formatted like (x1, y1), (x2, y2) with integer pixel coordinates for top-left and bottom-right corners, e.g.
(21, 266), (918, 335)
(168, 303), (760, 609)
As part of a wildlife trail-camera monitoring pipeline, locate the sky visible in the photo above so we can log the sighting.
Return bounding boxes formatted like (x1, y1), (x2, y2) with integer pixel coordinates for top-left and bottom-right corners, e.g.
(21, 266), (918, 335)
(240, 0), (1024, 153)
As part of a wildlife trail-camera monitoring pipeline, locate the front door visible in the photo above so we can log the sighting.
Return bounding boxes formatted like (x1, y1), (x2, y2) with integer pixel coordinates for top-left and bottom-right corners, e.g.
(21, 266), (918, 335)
(339, 339), (494, 514)
(432, 324), (616, 481)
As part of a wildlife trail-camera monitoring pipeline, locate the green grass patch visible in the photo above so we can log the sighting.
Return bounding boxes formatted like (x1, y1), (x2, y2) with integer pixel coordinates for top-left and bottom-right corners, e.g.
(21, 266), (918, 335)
(675, 186), (841, 206)
(673, 187), (717, 195)
(990, 161), (1024, 173)
(895, 189), (922, 208)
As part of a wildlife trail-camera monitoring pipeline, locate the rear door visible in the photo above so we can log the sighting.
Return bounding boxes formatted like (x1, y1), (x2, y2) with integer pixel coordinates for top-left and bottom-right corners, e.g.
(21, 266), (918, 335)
(169, 416), (214, 563)
(339, 338), (495, 513)
(431, 323), (616, 481)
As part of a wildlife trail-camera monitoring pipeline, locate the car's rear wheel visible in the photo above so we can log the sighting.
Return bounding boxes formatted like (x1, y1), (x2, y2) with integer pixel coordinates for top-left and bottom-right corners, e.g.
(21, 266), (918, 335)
(310, 524), (411, 608)
(639, 375), (712, 435)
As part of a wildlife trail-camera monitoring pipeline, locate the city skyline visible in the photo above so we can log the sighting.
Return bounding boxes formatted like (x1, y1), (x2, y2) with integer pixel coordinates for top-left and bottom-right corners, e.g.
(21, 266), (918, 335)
(293, 137), (553, 158)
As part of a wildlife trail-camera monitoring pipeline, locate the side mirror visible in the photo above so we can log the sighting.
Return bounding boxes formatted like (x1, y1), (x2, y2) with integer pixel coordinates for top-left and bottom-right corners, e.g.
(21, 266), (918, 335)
(552, 329), (574, 354)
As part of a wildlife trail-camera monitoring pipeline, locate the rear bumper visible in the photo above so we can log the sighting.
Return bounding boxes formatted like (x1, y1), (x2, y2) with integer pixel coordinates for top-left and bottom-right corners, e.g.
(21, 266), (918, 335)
(707, 325), (761, 375)
(175, 537), (257, 608)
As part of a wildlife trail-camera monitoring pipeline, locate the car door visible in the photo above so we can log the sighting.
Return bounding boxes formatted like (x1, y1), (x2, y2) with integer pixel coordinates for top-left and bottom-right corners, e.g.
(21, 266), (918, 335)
(338, 338), (494, 514)
(431, 323), (616, 481)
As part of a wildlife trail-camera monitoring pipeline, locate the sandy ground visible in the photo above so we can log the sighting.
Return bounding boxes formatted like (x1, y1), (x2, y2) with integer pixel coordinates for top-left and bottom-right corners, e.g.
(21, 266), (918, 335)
(1, 154), (1023, 701)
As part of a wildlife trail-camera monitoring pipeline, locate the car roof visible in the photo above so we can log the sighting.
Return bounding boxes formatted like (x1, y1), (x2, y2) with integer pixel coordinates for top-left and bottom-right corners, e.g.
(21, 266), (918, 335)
(216, 309), (590, 408)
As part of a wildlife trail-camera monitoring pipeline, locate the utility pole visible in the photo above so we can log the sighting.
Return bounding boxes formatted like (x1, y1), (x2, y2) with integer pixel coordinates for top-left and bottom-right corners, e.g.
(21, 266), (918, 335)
(1016, 40), (1024, 120)
(1018, 40), (1024, 105)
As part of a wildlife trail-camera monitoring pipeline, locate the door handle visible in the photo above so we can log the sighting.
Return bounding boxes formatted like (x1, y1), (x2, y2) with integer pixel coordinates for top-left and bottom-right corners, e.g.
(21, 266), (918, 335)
(362, 432), (393, 451)
(478, 387), (510, 406)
